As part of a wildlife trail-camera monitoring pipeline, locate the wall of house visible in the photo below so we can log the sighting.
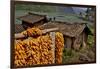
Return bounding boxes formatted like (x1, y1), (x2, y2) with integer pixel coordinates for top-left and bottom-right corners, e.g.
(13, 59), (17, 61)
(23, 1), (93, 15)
(64, 31), (88, 51)
(72, 34), (83, 50)
(64, 36), (72, 49)
(82, 31), (88, 49)
(33, 20), (46, 27)
(64, 34), (83, 50)
(22, 19), (47, 29)
(22, 21), (31, 29)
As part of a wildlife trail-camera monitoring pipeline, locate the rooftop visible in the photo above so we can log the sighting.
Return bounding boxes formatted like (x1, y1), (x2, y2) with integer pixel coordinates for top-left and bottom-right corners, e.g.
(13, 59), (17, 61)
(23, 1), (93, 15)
(17, 12), (46, 24)
(40, 21), (91, 37)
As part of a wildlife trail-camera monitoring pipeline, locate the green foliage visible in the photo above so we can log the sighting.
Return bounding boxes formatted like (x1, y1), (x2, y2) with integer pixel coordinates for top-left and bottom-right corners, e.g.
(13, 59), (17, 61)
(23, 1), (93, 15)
(63, 48), (73, 57)
(87, 35), (94, 47)
(15, 3), (94, 24)
(15, 4), (57, 12)
(62, 48), (79, 63)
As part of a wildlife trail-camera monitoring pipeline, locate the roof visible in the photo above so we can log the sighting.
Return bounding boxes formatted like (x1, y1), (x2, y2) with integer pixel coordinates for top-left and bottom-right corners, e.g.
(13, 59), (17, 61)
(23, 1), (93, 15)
(15, 24), (25, 33)
(40, 21), (91, 37)
(17, 12), (46, 24)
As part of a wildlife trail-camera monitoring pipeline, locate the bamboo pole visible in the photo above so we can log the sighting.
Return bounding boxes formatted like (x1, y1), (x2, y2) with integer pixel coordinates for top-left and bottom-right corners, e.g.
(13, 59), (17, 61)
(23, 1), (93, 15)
(15, 28), (59, 39)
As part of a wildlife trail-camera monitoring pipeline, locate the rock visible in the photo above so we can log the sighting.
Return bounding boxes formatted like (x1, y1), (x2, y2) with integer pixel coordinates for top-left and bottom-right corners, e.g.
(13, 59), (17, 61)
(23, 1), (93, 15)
(79, 53), (91, 62)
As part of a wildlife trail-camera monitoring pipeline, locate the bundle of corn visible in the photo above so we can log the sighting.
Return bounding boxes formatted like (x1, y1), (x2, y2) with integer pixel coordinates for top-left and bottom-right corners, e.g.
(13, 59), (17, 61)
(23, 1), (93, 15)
(21, 27), (42, 37)
(38, 34), (53, 64)
(55, 32), (64, 64)
(14, 29), (54, 67)
(14, 27), (64, 67)
(23, 37), (40, 65)
(14, 38), (40, 67)
(14, 40), (27, 66)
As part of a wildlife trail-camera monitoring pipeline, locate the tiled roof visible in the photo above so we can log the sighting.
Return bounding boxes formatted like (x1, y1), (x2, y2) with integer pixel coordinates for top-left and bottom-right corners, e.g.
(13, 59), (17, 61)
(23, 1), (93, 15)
(40, 21), (89, 37)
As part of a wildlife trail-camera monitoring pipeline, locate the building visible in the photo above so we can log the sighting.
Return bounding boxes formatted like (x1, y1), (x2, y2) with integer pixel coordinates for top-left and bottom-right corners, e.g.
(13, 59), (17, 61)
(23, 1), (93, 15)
(40, 21), (93, 50)
(17, 12), (47, 29)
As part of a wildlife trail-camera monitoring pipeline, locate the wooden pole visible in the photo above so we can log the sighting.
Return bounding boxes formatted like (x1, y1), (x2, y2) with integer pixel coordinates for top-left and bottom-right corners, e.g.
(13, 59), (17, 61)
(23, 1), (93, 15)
(15, 28), (58, 39)
(50, 32), (55, 63)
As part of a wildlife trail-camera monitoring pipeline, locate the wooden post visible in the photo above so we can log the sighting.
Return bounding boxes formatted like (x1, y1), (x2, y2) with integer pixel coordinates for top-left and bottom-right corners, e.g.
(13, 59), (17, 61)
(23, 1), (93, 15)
(50, 32), (55, 63)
